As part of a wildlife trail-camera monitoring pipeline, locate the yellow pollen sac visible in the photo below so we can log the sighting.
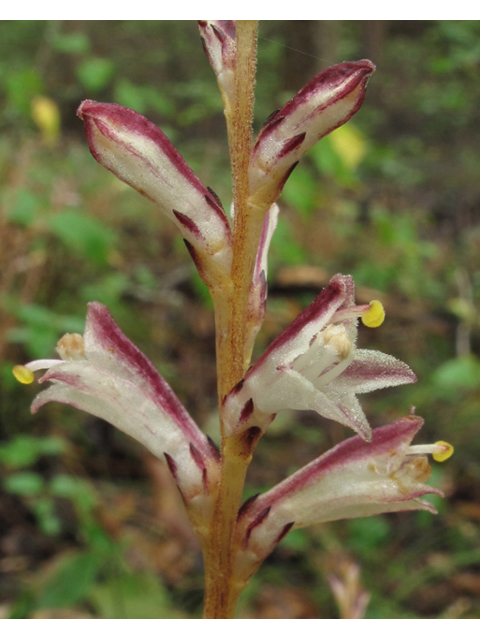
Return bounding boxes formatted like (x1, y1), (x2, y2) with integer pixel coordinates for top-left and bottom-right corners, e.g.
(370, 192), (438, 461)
(433, 441), (454, 463)
(12, 365), (34, 385)
(362, 300), (385, 328)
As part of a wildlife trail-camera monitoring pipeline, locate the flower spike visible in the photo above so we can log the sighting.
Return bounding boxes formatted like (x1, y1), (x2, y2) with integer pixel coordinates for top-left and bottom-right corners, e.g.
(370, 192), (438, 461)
(248, 60), (375, 212)
(15, 302), (219, 502)
(233, 416), (444, 581)
(77, 100), (232, 290)
(223, 274), (416, 441)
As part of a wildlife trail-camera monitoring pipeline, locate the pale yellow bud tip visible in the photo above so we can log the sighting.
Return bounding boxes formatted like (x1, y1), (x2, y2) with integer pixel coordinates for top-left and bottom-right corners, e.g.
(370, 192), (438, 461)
(12, 365), (34, 385)
(433, 441), (454, 463)
(361, 300), (385, 328)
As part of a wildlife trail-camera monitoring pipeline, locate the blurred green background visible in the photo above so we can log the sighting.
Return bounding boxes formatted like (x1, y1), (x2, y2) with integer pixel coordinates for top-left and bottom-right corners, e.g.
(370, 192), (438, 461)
(1, 20), (480, 619)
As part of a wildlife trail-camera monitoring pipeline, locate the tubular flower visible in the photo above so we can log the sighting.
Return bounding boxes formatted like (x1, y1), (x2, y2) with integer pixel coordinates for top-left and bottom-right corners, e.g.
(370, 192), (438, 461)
(248, 60), (376, 213)
(77, 100), (232, 290)
(234, 416), (449, 582)
(13, 302), (219, 504)
(223, 274), (416, 442)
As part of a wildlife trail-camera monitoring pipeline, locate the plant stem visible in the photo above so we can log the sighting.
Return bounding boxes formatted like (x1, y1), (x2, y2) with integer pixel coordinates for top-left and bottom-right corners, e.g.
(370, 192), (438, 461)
(202, 20), (259, 619)
(220, 19), (258, 401)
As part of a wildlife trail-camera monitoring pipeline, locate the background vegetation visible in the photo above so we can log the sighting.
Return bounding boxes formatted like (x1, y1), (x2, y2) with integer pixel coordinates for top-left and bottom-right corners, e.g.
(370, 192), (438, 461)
(1, 20), (480, 619)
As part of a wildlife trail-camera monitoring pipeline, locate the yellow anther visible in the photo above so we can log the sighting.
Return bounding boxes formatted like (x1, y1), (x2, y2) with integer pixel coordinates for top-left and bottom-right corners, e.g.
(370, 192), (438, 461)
(361, 300), (385, 328)
(433, 441), (454, 463)
(12, 365), (34, 385)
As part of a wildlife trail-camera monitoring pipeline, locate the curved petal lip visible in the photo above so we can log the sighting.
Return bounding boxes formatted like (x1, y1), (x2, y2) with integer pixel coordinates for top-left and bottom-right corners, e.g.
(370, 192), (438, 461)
(249, 417), (424, 509)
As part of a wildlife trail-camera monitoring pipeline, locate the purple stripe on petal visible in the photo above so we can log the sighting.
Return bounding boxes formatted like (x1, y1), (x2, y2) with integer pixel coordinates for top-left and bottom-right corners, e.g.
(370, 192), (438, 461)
(256, 417), (423, 507)
(239, 398), (254, 424)
(274, 521), (295, 545)
(77, 101), (231, 241)
(275, 161), (299, 196)
(79, 101), (203, 193)
(254, 275), (346, 369)
(173, 209), (204, 240)
(279, 132), (306, 159)
(183, 240), (208, 283)
(38, 370), (90, 392)
(279, 60), (375, 121)
(85, 302), (209, 454)
(205, 187), (224, 213)
(334, 351), (417, 394)
(245, 505), (271, 546)
(207, 435), (221, 461)
(164, 452), (179, 482)
(237, 493), (260, 521)
(189, 442), (205, 470)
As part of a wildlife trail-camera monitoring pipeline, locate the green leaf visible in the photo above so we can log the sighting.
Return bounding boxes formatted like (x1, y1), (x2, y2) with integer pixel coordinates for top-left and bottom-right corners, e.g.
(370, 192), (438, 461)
(37, 552), (101, 609)
(8, 188), (39, 226)
(53, 32), (91, 54)
(48, 210), (116, 266)
(5, 68), (44, 117)
(348, 515), (391, 556)
(0, 435), (65, 468)
(114, 79), (147, 113)
(3, 471), (44, 496)
(76, 58), (115, 92)
(89, 571), (177, 619)
(432, 356), (480, 395)
(31, 497), (62, 536)
(282, 165), (318, 219)
(49, 474), (97, 512)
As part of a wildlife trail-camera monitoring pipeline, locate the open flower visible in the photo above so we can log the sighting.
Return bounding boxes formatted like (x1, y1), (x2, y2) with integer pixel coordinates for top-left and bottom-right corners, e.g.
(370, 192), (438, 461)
(223, 274), (416, 441)
(77, 101), (232, 290)
(233, 415), (452, 582)
(13, 302), (219, 503)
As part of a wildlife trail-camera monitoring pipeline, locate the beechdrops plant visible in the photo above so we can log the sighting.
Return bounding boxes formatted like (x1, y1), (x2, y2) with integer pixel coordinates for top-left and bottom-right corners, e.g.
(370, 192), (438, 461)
(14, 21), (453, 619)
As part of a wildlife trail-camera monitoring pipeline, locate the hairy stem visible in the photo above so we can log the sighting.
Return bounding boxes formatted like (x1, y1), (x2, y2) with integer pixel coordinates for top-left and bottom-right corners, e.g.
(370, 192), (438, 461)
(221, 19), (258, 401)
(203, 21), (259, 619)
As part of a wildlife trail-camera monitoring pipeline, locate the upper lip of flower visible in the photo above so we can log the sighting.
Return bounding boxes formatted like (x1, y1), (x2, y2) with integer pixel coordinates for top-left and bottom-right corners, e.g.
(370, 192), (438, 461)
(223, 274), (417, 442)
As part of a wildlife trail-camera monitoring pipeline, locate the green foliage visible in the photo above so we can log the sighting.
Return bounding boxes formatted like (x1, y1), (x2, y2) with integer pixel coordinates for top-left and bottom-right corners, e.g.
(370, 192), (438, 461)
(0, 435), (65, 468)
(8, 302), (84, 359)
(76, 58), (116, 93)
(431, 355), (480, 398)
(90, 571), (178, 619)
(48, 210), (117, 266)
(3, 471), (45, 496)
(37, 551), (101, 610)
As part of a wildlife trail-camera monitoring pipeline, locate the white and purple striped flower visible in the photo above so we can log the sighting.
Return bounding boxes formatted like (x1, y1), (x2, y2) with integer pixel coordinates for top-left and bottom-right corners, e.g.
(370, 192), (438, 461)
(248, 60), (376, 212)
(223, 274), (416, 442)
(233, 416), (445, 581)
(16, 302), (219, 502)
(77, 101), (232, 290)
